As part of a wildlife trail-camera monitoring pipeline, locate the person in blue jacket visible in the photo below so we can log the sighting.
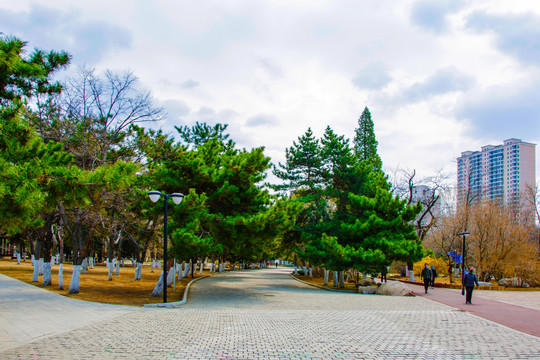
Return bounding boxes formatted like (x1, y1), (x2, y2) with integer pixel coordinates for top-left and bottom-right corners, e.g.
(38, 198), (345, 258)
(462, 267), (479, 304)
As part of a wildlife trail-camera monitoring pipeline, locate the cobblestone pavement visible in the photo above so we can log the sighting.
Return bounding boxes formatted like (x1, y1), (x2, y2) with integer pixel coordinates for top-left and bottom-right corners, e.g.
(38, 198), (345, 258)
(0, 274), (134, 351)
(1, 268), (540, 360)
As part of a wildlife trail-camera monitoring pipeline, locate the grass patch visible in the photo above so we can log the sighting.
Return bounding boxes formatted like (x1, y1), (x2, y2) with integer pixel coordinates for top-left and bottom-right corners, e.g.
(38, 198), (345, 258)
(0, 259), (210, 306)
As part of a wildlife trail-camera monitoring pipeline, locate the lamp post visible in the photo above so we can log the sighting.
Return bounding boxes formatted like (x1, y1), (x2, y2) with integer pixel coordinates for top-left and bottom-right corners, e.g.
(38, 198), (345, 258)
(458, 231), (469, 284)
(149, 191), (184, 303)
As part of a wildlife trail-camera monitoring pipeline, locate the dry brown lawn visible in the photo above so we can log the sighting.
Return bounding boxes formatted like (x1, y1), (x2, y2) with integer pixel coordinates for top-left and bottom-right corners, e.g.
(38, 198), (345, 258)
(0, 259), (211, 307)
(293, 274), (358, 291)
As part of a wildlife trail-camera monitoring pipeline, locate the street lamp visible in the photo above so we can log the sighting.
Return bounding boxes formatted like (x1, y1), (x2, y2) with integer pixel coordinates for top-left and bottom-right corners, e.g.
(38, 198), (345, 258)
(458, 231), (469, 284)
(149, 191), (184, 303)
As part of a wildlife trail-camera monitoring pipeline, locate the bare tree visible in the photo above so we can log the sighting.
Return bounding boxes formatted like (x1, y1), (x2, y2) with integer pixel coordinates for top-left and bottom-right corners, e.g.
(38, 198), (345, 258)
(524, 183), (540, 226)
(391, 168), (448, 280)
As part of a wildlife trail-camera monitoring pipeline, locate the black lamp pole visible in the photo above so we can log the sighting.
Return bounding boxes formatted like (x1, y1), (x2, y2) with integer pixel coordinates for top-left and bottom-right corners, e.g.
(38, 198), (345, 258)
(149, 191), (184, 303)
(458, 231), (469, 284)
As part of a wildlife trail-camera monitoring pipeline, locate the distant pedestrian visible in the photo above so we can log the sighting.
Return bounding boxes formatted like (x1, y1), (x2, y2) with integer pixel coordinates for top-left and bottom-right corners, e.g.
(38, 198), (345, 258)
(380, 265), (388, 283)
(430, 265), (437, 288)
(421, 264), (432, 294)
(275, 260), (279, 268)
(462, 267), (479, 304)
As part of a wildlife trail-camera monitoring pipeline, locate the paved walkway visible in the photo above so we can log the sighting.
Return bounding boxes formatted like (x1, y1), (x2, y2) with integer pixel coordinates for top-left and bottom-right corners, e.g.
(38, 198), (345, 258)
(413, 283), (540, 337)
(0, 274), (135, 351)
(1, 269), (540, 359)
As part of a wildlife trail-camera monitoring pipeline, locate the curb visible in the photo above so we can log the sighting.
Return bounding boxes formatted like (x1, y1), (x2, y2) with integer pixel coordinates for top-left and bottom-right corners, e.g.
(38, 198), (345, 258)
(143, 275), (210, 308)
(289, 273), (356, 293)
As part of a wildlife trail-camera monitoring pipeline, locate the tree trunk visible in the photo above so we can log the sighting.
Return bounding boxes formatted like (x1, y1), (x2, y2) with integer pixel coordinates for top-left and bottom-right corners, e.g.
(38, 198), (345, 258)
(58, 263), (64, 290)
(152, 270), (164, 297)
(108, 260), (113, 281)
(339, 271), (345, 288)
(323, 269), (329, 285)
(69, 265), (81, 294)
(333, 271), (338, 287)
(38, 258), (44, 276)
(407, 262), (415, 281)
(42, 262), (52, 286)
(32, 258), (39, 282)
(167, 265), (175, 287)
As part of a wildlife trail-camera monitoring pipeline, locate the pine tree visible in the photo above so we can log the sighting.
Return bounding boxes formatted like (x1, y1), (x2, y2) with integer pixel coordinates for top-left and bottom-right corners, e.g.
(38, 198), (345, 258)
(353, 107), (382, 170)
(273, 128), (324, 196)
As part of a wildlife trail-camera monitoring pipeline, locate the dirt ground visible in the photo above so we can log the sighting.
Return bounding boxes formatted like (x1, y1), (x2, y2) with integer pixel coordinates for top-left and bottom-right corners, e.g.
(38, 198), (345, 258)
(0, 259), (210, 307)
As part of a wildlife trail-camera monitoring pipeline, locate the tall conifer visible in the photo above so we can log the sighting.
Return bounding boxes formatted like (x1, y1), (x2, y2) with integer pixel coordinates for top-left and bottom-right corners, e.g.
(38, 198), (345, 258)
(353, 107), (382, 170)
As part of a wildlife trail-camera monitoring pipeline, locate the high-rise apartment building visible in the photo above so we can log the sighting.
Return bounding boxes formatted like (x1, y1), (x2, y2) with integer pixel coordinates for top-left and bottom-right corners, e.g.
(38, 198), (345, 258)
(457, 138), (536, 206)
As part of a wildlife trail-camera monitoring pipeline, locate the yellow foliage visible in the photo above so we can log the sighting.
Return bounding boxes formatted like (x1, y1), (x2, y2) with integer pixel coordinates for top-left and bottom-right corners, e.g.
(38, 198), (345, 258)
(413, 255), (447, 276)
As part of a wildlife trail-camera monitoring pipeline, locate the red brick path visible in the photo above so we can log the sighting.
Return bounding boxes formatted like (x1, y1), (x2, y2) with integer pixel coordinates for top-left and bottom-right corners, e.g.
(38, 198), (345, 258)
(411, 283), (540, 338)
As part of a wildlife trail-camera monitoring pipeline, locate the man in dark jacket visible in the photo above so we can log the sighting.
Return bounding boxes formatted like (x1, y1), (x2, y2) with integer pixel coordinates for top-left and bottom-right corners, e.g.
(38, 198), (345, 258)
(462, 267), (479, 304)
(420, 264), (432, 294)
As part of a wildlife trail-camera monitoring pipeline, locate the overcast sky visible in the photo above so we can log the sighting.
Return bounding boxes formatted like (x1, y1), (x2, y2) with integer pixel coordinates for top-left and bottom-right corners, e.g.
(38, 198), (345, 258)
(3, 0), (540, 186)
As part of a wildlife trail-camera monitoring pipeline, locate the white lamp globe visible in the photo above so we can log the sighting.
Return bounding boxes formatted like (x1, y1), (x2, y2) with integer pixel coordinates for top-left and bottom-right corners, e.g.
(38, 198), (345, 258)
(148, 191), (161, 203)
(171, 193), (184, 205)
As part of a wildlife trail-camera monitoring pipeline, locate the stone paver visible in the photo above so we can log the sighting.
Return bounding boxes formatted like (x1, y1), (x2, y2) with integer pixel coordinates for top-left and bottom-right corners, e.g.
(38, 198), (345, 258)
(1, 268), (540, 359)
(0, 274), (135, 351)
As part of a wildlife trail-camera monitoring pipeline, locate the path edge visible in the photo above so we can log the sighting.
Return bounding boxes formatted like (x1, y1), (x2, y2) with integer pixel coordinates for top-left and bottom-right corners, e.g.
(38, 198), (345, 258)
(143, 275), (210, 308)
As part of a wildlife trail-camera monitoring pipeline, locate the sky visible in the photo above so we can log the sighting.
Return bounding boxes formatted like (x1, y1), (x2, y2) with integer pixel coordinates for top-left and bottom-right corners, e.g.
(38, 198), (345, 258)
(2, 0), (540, 186)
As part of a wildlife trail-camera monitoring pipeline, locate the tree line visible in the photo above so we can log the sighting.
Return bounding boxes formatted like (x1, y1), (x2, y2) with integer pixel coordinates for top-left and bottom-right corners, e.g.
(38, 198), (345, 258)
(1, 35), (430, 293)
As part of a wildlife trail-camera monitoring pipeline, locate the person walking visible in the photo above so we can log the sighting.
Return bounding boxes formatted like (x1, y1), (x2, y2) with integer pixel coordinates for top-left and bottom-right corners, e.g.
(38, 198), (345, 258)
(420, 264), (432, 294)
(430, 265), (437, 288)
(380, 265), (388, 283)
(462, 267), (479, 304)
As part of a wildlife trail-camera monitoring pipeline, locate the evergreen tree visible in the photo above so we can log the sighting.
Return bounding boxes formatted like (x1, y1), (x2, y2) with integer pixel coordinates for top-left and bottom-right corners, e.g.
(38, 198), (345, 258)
(273, 128), (324, 196)
(353, 107), (382, 170)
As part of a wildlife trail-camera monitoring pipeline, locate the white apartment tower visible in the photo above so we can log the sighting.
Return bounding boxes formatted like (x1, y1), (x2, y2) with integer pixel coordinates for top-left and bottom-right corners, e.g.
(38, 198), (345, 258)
(457, 139), (536, 206)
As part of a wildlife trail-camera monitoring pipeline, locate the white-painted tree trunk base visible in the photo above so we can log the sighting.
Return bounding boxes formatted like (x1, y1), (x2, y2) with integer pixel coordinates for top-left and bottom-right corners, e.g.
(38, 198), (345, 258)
(81, 259), (87, 273)
(200, 262), (204, 274)
(152, 271), (164, 297)
(157, 260), (161, 269)
(333, 271), (338, 287)
(32, 261), (39, 282)
(69, 265), (81, 294)
(178, 263), (183, 279)
(294, 266), (298, 275)
(31, 255), (34, 266)
(182, 263), (189, 278)
(324, 269), (329, 285)
(309, 268), (313, 278)
(135, 263), (142, 280)
(43, 262), (52, 286)
(58, 263), (64, 290)
(16, 253), (20, 264)
(166, 267), (175, 287)
(115, 259), (120, 275)
(210, 263), (214, 274)
(38, 258), (44, 276)
(108, 263), (113, 281)
(408, 266), (415, 282)
(151, 259), (155, 273)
